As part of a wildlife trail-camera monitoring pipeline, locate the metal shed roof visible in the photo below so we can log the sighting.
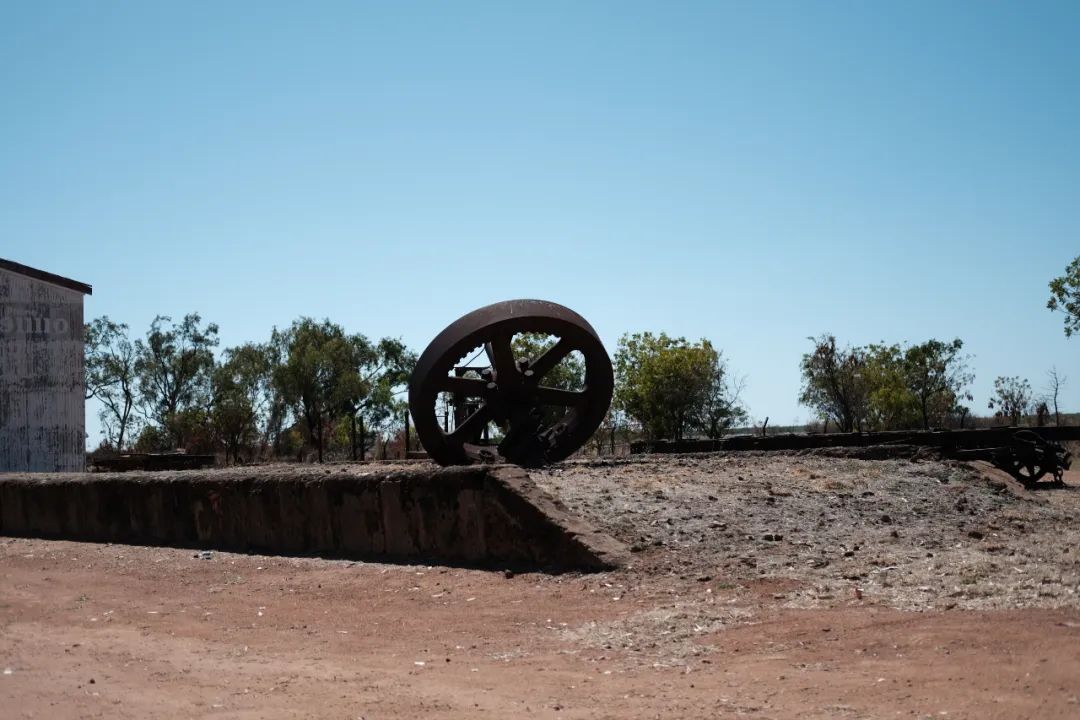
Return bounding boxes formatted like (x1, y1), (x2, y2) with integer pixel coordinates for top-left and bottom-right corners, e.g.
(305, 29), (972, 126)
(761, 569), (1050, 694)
(0, 258), (93, 295)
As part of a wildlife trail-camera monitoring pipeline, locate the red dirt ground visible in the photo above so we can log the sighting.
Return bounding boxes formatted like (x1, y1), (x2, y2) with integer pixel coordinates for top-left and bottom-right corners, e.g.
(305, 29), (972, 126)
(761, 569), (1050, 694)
(2, 538), (1078, 719)
(2, 463), (1078, 719)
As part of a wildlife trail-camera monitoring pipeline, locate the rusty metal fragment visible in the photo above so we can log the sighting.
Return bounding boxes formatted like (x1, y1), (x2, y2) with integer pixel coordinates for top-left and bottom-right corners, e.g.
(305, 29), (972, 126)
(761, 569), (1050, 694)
(954, 429), (1073, 486)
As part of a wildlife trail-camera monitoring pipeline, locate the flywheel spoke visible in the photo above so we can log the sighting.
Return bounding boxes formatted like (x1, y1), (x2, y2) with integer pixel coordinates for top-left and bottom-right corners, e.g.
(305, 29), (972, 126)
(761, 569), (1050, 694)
(528, 337), (574, 381)
(450, 403), (493, 443)
(484, 333), (518, 382)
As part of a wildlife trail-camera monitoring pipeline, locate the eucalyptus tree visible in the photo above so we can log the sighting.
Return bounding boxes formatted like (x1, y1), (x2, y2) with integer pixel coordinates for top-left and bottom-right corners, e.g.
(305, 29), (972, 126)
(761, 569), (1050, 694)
(272, 318), (354, 463)
(614, 332), (743, 441)
(988, 376), (1032, 425)
(211, 343), (273, 464)
(135, 313), (220, 447)
(336, 336), (416, 461)
(85, 316), (140, 450)
(798, 335), (869, 433)
(901, 339), (973, 430)
(1048, 255), (1080, 337)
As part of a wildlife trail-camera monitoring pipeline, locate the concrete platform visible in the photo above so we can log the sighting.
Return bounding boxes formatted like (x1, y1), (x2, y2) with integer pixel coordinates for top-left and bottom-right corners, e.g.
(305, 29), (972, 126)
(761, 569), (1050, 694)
(0, 464), (627, 571)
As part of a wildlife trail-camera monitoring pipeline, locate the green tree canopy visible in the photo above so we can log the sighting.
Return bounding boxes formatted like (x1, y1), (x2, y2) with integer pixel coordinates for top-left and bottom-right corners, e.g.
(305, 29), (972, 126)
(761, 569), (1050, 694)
(988, 375), (1032, 425)
(862, 343), (919, 431)
(85, 316), (140, 450)
(270, 319), (415, 462)
(135, 313), (220, 448)
(335, 335), (417, 461)
(901, 338), (973, 430)
(614, 332), (743, 441)
(1048, 255), (1080, 337)
(211, 343), (273, 464)
(271, 318), (354, 462)
(798, 335), (869, 433)
(801, 335), (973, 432)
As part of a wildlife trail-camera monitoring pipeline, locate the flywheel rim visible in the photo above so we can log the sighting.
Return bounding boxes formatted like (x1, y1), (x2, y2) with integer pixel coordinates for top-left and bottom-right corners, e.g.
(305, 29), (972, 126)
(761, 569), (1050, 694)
(408, 299), (613, 467)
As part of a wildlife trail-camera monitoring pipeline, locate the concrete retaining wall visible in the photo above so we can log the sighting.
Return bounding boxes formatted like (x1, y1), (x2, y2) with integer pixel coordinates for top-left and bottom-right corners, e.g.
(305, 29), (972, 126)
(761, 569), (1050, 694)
(0, 464), (627, 571)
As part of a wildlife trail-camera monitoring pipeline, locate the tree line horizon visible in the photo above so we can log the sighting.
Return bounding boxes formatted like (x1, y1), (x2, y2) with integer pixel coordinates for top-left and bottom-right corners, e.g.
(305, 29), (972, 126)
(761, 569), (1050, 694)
(83, 255), (1079, 461)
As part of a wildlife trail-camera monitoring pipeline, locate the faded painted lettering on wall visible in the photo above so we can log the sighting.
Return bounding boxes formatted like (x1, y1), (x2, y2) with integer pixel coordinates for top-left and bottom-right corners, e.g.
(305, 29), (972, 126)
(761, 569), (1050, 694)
(0, 259), (92, 472)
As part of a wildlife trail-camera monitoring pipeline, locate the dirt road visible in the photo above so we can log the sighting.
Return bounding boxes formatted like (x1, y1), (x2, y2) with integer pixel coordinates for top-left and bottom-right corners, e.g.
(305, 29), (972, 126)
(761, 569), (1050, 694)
(2, 457), (1079, 719)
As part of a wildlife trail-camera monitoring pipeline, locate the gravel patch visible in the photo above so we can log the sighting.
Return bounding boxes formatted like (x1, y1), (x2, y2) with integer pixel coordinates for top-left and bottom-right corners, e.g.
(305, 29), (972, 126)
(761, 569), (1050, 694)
(534, 454), (1080, 611)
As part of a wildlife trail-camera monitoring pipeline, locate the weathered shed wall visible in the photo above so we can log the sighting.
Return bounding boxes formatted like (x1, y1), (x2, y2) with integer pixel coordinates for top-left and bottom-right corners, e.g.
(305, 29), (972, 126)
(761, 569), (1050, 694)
(0, 268), (86, 472)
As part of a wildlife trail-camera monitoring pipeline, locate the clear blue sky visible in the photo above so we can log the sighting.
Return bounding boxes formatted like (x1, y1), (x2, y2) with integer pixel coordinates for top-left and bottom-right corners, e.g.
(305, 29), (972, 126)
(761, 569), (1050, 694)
(2, 1), (1077, 445)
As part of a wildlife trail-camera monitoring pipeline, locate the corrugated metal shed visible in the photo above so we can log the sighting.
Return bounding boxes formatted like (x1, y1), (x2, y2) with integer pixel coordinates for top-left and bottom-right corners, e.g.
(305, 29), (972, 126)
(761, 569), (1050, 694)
(0, 258), (92, 472)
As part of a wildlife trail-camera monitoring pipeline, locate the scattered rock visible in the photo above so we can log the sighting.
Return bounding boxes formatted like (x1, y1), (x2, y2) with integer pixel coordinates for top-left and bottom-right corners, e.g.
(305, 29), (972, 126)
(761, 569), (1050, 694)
(528, 454), (1075, 613)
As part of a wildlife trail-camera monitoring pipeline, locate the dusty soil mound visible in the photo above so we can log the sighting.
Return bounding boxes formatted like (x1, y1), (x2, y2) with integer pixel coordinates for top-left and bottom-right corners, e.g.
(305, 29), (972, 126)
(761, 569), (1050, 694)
(533, 454), (1080, 612)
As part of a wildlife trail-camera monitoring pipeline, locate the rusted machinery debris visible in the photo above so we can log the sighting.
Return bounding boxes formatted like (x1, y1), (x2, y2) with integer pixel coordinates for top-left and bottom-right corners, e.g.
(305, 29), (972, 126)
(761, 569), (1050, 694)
(632, 426), (1080, 455)
(633, 427), (1074, 489)
(408, 299), (613, 467)
(950, 429), (1072, 487)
